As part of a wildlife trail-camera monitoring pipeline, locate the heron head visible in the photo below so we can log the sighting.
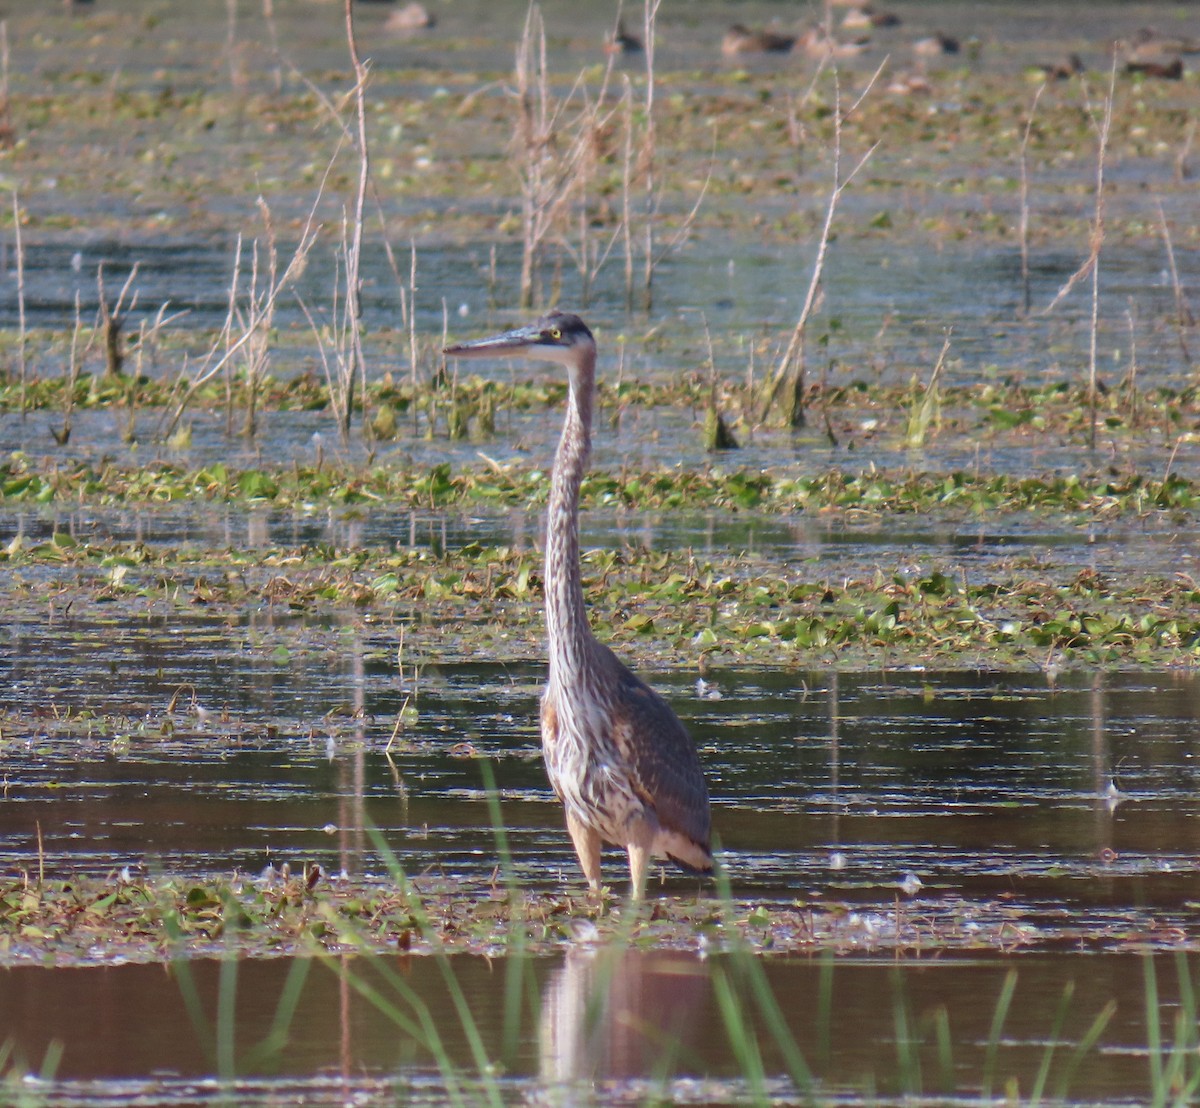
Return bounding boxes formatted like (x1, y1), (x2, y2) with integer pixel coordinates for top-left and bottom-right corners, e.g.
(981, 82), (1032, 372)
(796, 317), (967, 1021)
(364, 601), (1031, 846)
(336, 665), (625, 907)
(443, 311), (595, 376)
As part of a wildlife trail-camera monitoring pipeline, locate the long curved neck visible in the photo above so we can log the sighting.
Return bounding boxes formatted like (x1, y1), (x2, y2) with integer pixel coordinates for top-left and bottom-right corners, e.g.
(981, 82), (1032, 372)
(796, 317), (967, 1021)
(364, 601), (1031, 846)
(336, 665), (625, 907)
(545, 366), (595, 685)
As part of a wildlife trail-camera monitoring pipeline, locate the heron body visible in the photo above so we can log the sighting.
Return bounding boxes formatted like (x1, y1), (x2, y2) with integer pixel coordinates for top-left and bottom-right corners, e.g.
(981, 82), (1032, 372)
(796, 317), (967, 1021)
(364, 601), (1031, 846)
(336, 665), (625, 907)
(444, 312), (712, 896)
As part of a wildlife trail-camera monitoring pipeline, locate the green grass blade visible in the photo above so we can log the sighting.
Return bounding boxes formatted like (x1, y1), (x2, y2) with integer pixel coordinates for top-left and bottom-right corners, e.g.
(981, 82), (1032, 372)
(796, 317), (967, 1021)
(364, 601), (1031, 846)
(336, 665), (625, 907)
(1145, 954), (1164, 1102)
(1053, 998), (1116, 1101)
(933, 1005), (954, 1095)
(712, 963), (769, 1105)
(241, 955), (314, 1070)
(890, 968), (922, 1095)
(1029, 980), (1074, 1106)
(981, 968), (1018, 1100)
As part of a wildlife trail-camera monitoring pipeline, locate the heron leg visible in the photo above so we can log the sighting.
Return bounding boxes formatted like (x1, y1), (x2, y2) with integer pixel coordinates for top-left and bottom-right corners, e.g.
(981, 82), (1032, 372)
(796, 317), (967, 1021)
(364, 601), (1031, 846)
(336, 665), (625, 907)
(626, 844), (649, 900)
(625, 821), (656, 900)
(565, 813), (602, 893)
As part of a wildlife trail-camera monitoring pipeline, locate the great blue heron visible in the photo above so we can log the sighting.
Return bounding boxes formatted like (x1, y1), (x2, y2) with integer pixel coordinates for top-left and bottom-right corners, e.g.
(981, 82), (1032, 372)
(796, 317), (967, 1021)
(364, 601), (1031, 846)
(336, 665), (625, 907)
(443, 311), (712, 897)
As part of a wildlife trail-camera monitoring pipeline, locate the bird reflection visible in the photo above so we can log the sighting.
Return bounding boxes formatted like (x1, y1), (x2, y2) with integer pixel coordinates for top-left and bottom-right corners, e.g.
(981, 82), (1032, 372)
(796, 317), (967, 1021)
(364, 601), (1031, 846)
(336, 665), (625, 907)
(539, 945), (708, 1090)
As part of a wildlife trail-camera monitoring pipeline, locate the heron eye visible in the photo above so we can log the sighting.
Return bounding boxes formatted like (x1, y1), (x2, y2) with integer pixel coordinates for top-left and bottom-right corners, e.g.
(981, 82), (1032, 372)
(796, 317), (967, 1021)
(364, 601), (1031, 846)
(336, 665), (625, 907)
(549, 327), (562, 340)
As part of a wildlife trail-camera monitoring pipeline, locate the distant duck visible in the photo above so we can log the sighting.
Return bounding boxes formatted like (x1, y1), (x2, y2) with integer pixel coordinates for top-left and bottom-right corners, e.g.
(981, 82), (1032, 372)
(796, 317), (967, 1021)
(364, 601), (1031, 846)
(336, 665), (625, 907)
(721, 23), (796, 56)
(605, 18), (643, 55)
(797, 26), (871, 59)
(886, 71), (932, 95)
(1125, 26), (1200, 54)
(841, 5), (901, 31)
(1125, 54), (1184, 79)
(913, 32), (960, 57)
(1036, 53), (1085, 79)
(384, 2), (434, 33)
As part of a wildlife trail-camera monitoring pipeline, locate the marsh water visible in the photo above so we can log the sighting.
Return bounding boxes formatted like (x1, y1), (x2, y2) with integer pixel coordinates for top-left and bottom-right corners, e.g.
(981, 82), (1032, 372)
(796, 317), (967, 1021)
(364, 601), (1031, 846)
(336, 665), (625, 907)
(4, 949), (1197, 1104)
(2, 0), (1200, 1102)
(4, 637), (1200, 1101)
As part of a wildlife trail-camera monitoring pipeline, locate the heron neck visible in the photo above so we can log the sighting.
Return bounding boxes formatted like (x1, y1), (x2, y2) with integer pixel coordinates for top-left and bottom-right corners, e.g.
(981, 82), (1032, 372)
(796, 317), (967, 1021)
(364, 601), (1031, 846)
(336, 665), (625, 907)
(545, 378), (594, 683)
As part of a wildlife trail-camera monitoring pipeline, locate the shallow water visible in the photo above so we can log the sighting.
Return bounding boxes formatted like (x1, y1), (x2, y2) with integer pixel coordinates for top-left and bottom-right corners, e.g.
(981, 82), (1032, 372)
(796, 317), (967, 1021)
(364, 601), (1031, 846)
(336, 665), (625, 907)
(2, 1), (1200, 1103)
(1, 947), (1195, 1104)
(5, 654), (1199, 917)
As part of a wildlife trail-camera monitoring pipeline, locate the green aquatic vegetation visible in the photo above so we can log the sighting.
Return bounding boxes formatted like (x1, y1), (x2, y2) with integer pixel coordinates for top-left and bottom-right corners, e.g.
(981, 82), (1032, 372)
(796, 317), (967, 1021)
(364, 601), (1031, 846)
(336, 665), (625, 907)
(2, 866), (1196, 967)
(0, 535), (1197, 672)
(2, 450), (1199, 520)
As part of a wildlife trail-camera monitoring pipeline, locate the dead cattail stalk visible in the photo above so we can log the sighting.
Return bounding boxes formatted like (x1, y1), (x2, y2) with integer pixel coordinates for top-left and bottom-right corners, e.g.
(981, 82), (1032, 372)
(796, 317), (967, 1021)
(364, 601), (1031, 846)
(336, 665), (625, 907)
(11, 190), (25, 409)
(1017, 83), (1045, 318)
(1156, 199), (1193, 368)
(0, 22), (12, 148)
(222, 233), (245, 435)
(161, 173), (322, 442)
(1042, 59), (1116, 451)
(53, 291), (86, 445)
(1085, 63), (1116, 452)
(1123, 301), (1139, 427)
(620, 77), (635, 308)
(341, 0), (371, 440)
(638, 0), (661, 311)
(760, 64), (883, 427)
(511, 5), (600, 309)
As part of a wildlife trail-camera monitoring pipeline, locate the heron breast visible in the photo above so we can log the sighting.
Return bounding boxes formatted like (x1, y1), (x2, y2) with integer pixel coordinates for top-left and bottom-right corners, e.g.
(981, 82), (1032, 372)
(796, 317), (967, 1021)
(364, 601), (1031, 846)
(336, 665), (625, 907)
(540, 687), (645, 842)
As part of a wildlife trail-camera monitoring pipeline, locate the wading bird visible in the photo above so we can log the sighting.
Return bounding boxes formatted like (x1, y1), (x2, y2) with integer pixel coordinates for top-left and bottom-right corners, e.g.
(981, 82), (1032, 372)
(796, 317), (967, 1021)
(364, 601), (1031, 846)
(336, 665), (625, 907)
(443, 312), (712, 897)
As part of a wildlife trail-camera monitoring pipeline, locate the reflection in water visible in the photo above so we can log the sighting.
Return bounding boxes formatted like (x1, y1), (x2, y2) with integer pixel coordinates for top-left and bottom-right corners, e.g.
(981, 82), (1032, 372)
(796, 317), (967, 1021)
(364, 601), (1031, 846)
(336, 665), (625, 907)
(540, 946), (707, 1091)
(4, 637), (1200, 917)
(0, 947), (1192, 1103)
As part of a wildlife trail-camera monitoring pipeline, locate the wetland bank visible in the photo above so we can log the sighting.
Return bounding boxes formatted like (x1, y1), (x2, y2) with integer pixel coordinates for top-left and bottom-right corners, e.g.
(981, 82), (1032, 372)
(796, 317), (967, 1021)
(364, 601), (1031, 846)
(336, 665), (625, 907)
(1, 0), (1200, 1103)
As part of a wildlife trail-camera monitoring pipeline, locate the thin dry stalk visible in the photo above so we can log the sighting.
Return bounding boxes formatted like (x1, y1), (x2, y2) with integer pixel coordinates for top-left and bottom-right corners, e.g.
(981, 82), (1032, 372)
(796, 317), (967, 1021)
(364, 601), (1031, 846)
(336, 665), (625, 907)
(96, 262), (140, 379)
(1156, 200), (1193, 368)
(637, 0), (661, 311)
(341, 0), (371, 440)
(261, 0), (283, 94)
(760, 64), (884, 427)
(1085, 64), (1116, 452)
(0, 22), (12, 147)
(1017, 83), (1045, 318)
(10, 190), (26, 411)
(511, 4), (598, 309)
(406, 242), (420, 393)
(555, 29), (623, 307)
(1123, 301), (1139, 427)
(161, 171), (323, 441)
(1041, 59), (1116, 450)
(222, 233), (245, 435)
(53, 291), (87, 445)
(784, 58), (829, 148)
(620, 78), (635, 306)
(1174, 119), (1195, 183)
(235, 199), (281, 437)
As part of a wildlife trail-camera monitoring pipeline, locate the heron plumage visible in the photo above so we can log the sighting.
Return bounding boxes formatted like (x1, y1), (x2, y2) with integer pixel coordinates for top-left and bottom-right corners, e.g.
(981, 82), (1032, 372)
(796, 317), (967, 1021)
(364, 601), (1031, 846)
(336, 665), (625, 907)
(445, 311), (713, 896)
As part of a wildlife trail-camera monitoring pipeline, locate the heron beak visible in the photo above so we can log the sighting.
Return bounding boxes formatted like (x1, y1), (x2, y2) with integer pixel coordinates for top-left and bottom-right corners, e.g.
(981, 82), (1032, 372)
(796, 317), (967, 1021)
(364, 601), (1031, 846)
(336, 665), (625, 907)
(443, 324), (545, 359)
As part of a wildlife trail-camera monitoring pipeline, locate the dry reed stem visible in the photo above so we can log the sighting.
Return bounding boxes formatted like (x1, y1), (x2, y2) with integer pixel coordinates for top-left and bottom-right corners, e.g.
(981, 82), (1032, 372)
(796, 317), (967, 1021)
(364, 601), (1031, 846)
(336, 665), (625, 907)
(1017, 83), (1045, 318)
(53, 291), (86, 445)
(221, 233), (244, 435)
(1156, 200), (1193, 368)
(11, 190), (25, 409)
(514, 4), (593, 309)
(0, 22), (11, 146)
(1124, 301), (1139, 427)
(160, 154), (326, 441)
(760, 63), (884, 427)
(638, 0), (662, 310)
(247, 231), (272, 435)
(342, 0), (371, 441)
(555, 21), (623, 306)
(1040, 58), (1116, 451)
(96, 262), (140, 380)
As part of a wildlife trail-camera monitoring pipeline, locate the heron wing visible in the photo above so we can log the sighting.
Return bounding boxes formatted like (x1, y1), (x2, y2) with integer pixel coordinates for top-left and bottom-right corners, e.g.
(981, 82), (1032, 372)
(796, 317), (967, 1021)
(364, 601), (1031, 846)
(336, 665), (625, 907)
(606, 648), (712, 854)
